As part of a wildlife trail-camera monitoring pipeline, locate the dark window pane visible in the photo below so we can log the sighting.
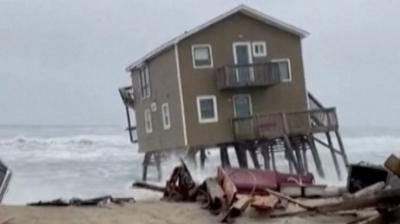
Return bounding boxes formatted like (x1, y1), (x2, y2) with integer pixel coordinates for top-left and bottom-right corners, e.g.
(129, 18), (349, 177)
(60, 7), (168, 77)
(200, 99), (215, 119)
(194, 47), (211, 67)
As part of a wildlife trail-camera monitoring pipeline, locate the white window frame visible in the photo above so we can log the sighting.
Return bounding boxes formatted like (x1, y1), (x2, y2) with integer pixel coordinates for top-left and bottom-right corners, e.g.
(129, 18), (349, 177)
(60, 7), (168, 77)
(252, 41), (267, 57)
(144, 109), (152, 134)
(233, 94), (253, 118)
(191, 44), (214, 69)
(139, 65), (151, 99)
(196, 95), (218, 124)
(161, 103), (171, 130)
(271, 58), (292, 82)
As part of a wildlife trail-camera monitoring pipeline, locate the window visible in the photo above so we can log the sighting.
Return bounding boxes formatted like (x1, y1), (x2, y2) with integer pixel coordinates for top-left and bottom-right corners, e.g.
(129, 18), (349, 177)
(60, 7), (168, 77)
(196, 95), (218, 123)
(144, 109), (152, 133)
(271, 58), (292, 82)
(139, 65), (151, 99)
(192, 44), (213, 69)
(161, 103), (171, 130)
(252, 41), (267, 57)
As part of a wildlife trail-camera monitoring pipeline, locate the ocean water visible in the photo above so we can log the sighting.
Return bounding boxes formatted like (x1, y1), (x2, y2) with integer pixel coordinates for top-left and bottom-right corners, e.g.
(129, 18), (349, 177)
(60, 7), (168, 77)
(0, 125), (398, 205)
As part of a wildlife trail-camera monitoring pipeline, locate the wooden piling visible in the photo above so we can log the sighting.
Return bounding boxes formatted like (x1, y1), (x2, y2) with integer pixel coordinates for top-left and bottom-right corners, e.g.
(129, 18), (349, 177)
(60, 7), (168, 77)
(154, 152), (162, 182)
(200, 148), (206, 170)
(248, 143), (260, 169)
(270, 145), (277, 171)
(220, 144), (231, 168)
(283, 135), (300, 174)
(335, 130), (349, 167)
(142, 153), (151, 181)
(326, 132), (342, 180)
(301, 141), (309, 172)
(261, 144), (270, 170)
(307, 134), (325, 178)
(234, 143), (248, 168)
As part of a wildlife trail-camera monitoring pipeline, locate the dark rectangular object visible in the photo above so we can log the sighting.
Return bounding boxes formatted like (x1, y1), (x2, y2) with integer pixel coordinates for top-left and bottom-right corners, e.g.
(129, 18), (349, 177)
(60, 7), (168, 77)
(0, 160), (12, 202)
(347, 163), (389, 193)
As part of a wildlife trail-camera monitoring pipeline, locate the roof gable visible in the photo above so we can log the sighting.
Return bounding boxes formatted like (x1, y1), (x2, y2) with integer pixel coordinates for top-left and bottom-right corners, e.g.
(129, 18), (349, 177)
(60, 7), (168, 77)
(126, 5), (309, 71)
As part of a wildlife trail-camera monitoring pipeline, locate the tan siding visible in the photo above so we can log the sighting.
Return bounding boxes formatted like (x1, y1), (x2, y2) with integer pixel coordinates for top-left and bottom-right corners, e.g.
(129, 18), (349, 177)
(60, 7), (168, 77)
(178, 13), (308, 146)
(132, 47), (185, 152)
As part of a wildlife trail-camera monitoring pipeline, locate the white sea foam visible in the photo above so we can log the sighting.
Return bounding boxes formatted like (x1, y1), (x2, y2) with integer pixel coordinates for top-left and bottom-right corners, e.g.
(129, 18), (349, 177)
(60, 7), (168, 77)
(0, 126), (398, 204)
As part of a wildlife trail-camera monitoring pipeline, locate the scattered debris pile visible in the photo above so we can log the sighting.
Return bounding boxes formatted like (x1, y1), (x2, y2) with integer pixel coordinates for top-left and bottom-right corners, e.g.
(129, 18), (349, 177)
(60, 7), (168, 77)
(133, 154), (400, 223)
(28, 196), (135, 207)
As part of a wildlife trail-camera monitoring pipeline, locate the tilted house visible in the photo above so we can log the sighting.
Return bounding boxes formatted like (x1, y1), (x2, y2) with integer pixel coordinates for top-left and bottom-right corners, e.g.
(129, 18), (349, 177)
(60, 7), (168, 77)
(119, 5), (348, 181)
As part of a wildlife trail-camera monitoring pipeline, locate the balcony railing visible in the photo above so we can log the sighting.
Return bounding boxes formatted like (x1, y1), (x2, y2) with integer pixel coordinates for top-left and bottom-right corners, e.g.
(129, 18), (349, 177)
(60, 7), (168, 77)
(232, 108), (338, 140)
(119, 86), (135, 108)
(216, 62), (285, 90)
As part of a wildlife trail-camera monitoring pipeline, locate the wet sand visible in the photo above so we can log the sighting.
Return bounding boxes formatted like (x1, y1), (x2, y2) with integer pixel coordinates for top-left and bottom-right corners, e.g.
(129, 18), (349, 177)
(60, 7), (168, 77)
(0, 201), (372, 224)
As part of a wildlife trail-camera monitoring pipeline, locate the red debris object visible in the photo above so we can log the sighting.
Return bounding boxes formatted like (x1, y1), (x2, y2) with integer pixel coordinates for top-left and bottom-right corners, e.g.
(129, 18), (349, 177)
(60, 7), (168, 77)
(276, 172), (314, 186)
(221, 167), (314, 194)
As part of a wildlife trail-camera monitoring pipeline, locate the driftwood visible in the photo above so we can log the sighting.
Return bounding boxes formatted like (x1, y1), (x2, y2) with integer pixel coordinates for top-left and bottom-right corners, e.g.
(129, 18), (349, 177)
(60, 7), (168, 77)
(272, 188), (400, 218)
(132, 181), (166, 192)
(264, 188), (315, 210)
(350, 182), (385, 199)
(318, 188), (400, 213)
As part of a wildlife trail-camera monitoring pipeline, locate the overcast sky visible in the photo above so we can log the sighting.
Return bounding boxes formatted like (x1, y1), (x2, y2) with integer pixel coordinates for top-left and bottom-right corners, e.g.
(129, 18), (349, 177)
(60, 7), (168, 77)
(0, 0), (399, 127)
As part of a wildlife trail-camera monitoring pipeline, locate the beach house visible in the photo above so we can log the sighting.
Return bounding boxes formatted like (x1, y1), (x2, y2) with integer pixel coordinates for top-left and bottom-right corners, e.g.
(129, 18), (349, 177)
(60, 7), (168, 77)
(119, 5), (348, 180)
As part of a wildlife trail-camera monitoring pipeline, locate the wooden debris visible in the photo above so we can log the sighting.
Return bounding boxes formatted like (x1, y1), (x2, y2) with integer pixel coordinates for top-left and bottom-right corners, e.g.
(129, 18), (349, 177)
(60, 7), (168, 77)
(204, 177), (225, 212)
(251, 195), (280, 211)
(217, 167), (237, 206)
(263, 188), (315, 211)
(28, 196), (135, 207)
(385, 154), (400, 177)
(349, 182), (385, 199)
(132, 181), (166, 192)
(219, 194), (253, 223)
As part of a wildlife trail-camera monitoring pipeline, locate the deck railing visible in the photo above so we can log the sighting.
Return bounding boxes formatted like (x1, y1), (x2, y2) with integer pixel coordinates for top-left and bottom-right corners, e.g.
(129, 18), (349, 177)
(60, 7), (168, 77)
(232, 108), (338, 140)
(216, 62), (284, 90)
(119, 86), (135, 108)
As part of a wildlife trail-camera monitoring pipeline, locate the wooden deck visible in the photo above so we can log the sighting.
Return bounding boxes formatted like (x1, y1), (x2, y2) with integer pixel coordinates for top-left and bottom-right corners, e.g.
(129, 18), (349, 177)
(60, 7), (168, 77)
(216, 62), (284, 90)
(232, 108), (338, 140)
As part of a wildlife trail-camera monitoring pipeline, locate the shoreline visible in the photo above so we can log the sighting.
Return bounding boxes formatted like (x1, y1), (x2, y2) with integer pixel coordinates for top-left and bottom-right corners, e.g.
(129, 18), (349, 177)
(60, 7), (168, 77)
(0, 200), (376, 224)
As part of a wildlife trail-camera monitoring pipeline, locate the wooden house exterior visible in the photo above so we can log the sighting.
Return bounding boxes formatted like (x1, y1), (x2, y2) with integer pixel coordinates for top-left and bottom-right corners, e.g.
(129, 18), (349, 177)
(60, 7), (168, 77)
(119, 5), (348, 181)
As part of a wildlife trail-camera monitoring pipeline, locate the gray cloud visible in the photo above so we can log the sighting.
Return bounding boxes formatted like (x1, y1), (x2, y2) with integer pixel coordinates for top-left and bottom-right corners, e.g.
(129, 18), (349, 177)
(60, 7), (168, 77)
(0, 0), (398, 127)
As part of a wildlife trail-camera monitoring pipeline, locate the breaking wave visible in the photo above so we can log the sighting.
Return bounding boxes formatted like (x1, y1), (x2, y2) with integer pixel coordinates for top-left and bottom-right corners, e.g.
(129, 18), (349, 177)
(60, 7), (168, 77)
(0, 126), (400, 204)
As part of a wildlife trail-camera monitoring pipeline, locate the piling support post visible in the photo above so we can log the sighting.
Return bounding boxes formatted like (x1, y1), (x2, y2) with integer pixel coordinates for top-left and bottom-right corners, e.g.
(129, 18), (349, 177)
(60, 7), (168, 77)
(219, 144), (231, 168)
(307, 134), (325, 178)
(234, 143), (248, 168)
(335, 130), (349, 168)
(326, 132), (342, 180)
(248, 142), (260, 169)
(261, 144), (270, 170)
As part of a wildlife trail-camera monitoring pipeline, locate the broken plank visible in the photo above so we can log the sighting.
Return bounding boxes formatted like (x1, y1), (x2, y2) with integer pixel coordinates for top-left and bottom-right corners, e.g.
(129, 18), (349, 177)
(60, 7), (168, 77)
(204, 177), (225, 211)
(318, 188), (400, 213)
(132, 182), (166, 192)
(263, 188), (315, 211)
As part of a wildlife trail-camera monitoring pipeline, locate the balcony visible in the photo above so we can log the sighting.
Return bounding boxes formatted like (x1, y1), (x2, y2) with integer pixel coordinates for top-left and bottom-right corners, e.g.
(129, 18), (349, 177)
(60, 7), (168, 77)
(216, 62), (286, 90)
(232, 108), (338, 140)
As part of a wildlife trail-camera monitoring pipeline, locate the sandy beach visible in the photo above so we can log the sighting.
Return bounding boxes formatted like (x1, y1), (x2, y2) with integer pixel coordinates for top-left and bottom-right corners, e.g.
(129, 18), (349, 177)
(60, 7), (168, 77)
(0, 201), (374, 224)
